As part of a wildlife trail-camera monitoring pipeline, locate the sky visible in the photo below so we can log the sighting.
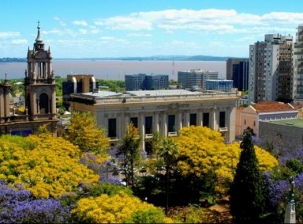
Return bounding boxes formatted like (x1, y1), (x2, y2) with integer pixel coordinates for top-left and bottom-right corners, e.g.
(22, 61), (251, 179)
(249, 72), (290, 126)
(0, 0), (303, 59)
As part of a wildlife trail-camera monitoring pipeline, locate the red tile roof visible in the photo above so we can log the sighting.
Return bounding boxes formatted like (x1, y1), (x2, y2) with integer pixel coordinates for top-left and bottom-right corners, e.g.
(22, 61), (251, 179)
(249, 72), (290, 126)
(251, 101), (295, 112)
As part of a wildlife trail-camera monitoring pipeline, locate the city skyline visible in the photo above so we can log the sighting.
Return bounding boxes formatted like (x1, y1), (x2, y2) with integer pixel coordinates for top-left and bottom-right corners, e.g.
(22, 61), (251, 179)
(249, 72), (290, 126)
(0, 0), (302, 59)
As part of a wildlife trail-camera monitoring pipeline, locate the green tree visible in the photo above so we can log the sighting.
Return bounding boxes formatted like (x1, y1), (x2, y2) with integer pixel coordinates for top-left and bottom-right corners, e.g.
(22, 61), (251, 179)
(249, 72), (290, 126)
(159, 138), (179, 215)
(150, 130), (162, 158)
(55, 77), (66, 96)
(118, 123), (142, 188)
(229, 130), (264, 223)
(64, 111), (110, 154)
(124, 207), (168, 223)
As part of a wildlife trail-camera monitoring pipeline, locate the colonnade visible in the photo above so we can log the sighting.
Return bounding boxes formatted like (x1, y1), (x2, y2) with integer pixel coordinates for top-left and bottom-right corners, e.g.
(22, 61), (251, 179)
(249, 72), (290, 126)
(103, 106), (234, 150)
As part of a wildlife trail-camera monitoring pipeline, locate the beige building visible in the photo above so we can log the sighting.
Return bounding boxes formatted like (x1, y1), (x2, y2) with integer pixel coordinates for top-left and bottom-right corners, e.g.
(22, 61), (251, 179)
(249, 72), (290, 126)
(69, 89), (239, 150)
(0, 22), (57, 136)
(235, 101), (297, 138)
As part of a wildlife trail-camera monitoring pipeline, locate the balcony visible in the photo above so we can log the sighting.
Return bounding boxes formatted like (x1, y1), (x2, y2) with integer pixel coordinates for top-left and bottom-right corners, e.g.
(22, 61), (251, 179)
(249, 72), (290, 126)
(109, 137), (119, 142)
(219, 127), (228, 132)
(294, 50), (303, 55)
(145, 133), (153, 139)
(168, 132), (178, 137)
(294, 43), (303, 48)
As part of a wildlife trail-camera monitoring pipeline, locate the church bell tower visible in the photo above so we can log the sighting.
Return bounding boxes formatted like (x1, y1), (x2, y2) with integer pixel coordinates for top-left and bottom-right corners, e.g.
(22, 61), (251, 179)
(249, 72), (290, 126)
(25, 21), (57, 121)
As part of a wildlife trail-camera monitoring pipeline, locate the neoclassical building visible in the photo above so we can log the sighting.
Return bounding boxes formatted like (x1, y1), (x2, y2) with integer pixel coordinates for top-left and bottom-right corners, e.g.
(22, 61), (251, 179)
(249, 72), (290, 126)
(69, 89), (239, 150)
(0, 22), (57, 136)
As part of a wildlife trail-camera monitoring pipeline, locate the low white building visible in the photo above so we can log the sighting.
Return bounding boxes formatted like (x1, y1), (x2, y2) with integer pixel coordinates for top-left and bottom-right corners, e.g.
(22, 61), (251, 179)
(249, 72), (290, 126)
(69, 89), (239, 150)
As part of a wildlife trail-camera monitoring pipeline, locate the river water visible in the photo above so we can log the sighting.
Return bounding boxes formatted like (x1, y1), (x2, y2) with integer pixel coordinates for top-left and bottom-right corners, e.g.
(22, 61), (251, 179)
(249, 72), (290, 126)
(0, 60), (226, 80)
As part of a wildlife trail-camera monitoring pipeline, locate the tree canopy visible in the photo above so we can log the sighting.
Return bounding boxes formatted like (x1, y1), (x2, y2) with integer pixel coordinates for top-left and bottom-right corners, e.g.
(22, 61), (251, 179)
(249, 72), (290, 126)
(117, 123), (142, 186)
(229, 130), (264, 223)
(72, 191), (172, 223)
(64, 111), (110, 154)
(173, 126), (277, 195)
(0, 133), (99, 199)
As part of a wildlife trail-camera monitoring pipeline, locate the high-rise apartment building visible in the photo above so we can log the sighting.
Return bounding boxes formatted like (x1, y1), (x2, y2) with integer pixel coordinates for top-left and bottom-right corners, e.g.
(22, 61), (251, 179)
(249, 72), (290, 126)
(178, 69), (218, 89)
(226, 58), (249, 91)
(293, 25), (303, 102)
(125, 73), (169, 91)
(248, 34), (293, 104)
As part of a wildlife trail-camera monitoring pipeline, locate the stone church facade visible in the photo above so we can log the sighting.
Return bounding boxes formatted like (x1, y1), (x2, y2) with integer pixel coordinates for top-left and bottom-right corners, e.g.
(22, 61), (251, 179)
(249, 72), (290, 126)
(0, 22), (57, 136)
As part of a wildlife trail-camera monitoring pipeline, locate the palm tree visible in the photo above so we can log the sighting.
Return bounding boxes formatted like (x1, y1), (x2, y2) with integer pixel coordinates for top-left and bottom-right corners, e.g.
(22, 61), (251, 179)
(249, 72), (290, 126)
(159, 138), (179, 215)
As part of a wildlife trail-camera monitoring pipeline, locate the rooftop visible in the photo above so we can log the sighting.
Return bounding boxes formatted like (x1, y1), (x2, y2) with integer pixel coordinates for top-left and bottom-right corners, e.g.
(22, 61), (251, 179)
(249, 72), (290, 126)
(251, 101), (295, 112)
(126, 89), (200, 97)
(261, 118), (303, 128)
(70, 89), (238, 104)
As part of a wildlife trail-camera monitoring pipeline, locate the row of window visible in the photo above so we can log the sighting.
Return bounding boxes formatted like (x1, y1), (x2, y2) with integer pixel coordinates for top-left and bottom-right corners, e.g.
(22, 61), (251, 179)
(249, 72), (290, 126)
(107, 112), (226, 137)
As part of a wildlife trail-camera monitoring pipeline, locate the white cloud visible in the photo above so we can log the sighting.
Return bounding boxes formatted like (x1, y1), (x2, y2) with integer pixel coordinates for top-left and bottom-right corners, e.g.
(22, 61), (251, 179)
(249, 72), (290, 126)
(99, 36), (129, 44)
(79, 29), (87, 34)
(95, 17), (152, 30)
(11, 39), (28, 45)
(54, 17), (66, 26)
(73, 20), (88, 26)
(127, 33), (152, 37)
(0, 32), (20, 39)
(93, 9), (303, 36)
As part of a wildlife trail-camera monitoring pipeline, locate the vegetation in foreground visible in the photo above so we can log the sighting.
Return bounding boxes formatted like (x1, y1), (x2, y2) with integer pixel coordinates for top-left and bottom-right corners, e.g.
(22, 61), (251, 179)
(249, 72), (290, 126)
(0, 112), (302, 223)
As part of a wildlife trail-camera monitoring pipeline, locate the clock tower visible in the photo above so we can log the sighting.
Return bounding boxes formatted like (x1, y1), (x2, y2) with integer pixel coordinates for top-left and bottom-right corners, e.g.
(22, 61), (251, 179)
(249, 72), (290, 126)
(25, 21), (57, 122)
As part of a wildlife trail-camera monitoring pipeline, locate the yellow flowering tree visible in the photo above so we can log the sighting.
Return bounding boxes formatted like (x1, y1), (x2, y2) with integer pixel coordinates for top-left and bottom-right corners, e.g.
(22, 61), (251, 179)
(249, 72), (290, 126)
(174, 126), (278, 195)
(0, 133), (99, 199)
(64, 111), (110, 154)
(72, 191), (173, 223)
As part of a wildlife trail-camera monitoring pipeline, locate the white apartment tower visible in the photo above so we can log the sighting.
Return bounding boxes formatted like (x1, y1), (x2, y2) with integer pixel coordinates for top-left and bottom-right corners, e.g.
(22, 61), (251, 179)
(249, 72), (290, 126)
(248, 34), (293, 104)
(293, 25), (303, 102)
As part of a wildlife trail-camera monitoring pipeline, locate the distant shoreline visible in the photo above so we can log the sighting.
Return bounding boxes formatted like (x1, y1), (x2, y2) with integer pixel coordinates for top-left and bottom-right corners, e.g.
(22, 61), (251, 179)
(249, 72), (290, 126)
(0, 55), (244, 63)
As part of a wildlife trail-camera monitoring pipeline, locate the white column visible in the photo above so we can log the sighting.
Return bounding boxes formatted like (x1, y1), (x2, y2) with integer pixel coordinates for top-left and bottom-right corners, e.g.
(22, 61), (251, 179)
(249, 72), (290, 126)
(154, 112), (159, 133)
(227, 106), (236, 142)
(184, 110), (190, 127)
(162, 112), (167, 137)
(177, 112), (182, 131)
(104, 114), (109, 137)
(140, 113), (145, 150)
(117, 115), (121, 138)
(197, 109), (202, 126)
(210, 108), (217, 130)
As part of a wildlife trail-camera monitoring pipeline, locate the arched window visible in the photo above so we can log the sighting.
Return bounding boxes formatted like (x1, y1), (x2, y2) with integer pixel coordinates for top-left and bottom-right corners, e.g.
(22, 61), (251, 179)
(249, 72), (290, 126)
(39, 93), (49, 114)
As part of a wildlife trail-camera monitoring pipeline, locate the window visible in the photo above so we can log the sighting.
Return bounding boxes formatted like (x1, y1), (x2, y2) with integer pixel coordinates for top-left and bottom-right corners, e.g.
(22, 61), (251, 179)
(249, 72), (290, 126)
(39, 93), (49, 114)
(108, 118), (116, 137)
(203, 113), (209, 127)
(219, 111), (225, 127)
(145, 116), (153, 134)
(130, 117), (138, 128)
(244, 119), (246, 125)
(190, 113), (197, 126)
(253, 120), (256, 126)
(168, 115), (175, 132)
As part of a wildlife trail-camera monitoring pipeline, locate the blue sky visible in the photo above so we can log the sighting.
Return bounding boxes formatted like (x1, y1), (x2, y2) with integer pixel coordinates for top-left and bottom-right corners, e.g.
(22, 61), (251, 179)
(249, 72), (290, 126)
(0, 0), (302, 58)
